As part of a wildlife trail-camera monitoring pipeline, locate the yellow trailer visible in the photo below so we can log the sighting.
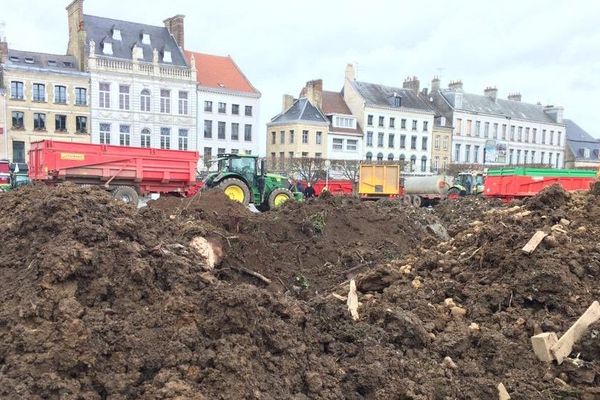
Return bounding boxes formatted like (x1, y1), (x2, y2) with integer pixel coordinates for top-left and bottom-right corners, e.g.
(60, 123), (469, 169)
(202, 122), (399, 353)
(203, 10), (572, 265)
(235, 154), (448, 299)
(358, 164), (401, 199)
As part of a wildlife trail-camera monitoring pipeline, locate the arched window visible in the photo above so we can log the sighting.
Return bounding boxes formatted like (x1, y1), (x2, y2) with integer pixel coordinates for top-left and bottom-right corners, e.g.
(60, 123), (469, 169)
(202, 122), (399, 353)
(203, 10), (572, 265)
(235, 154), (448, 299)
(399, 154), (406, 170)
(140, 89), (151, 112)
(141, 128), (151, 148)
(377, 152), (384, 161)
(410, 155), (417, 171)
(366, 152), (373, 161)
(420, 155), (427, 172)
(387, 153), (394, 161)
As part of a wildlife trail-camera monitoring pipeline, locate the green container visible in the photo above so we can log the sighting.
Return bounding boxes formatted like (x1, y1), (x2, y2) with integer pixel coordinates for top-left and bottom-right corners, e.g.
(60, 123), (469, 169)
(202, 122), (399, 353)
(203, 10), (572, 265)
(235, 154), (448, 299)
(486, 167), (597, 178)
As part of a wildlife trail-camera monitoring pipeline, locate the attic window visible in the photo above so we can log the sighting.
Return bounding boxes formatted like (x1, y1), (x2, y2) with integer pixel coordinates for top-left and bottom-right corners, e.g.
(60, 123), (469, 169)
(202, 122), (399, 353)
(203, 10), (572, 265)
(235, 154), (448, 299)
(63, 61), (73, 67)
(47, 60), (57, 66)
(9, 56), (19, 62)
(584, 148), (591, 158)
(163, 50), (172, 63)
(112, 28), (122, 41)
(394, 95), (401, 107)
(132, 46), (143, 60)
(24, 57), (34, 64)
(103, 42), (113, 55)
(142, 33), (151, 45)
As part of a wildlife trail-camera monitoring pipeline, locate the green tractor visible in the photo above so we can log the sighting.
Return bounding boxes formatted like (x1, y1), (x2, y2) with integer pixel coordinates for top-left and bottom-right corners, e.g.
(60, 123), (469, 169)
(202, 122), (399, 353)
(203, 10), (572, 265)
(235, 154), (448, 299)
(0, 161), (30, 192)
(447, 171), (485, 199)
(203, 154), (302, 210)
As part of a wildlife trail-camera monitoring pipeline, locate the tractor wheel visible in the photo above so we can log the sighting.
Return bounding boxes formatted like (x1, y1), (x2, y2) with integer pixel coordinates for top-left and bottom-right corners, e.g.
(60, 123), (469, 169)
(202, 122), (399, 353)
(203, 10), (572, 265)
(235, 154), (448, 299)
(112, 186), (139, 205)
(447, 188), (461, 200)
(412, 195), (422, 208)
(268, 188), (294, 210)
(218, 178), (251, 206)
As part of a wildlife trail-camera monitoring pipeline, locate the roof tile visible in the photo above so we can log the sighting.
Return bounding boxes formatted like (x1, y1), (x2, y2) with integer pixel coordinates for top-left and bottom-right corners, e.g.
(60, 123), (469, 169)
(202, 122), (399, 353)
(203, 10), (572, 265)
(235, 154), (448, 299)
(185, 51), (258, 94)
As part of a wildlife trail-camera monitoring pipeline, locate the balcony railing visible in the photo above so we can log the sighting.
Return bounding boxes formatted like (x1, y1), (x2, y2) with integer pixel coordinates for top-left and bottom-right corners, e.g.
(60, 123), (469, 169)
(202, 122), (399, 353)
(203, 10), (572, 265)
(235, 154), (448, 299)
(92, 57), (193, 80)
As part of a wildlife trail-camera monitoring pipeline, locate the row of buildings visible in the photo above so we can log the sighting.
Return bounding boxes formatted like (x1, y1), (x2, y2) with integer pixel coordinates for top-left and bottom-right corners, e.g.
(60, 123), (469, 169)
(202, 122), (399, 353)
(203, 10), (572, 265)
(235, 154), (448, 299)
(266, 65), (598, 172)
(0, 0), (261, 164)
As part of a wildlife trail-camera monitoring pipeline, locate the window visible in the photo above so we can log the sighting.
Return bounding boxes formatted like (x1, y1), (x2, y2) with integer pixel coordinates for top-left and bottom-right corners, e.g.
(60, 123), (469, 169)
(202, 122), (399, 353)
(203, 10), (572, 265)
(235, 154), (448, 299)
(99, 83), (110, 108)
(366, 152), (373, 161)
(316, 131), (322, 145)
(218, 148), (226, 156)
(10, 81), (24, 100)
(334, 117), (354, 128)
(517, 127), (523, 142)
(542, 129), (547, 144)
(12, 111), (24, 129)
(377, 132), (384, 147)
(163, 50), (172, 63)
(389, 117), (395, 128)
(347, 139), (358, 151)
(423, 121), (428, 132)
(315, 152), (322, 159)
(230, 149), (240, 155)
(204, 101), (213, 112)
(367, 115), (373, 126)
(178, 91), (188, 115)
(557, 132), (562, 146)
(12, 141), (25, 164)
(456, 118), (462, 134)
(434, 136), (440, 150)
(548, 152), (553, 166)
(410, 136), (417, 150)
(76, 116), (87, 133)
(204, 120), (212, 138)
(484, 122), (489, 138)
(377, 152), (384, 161)
(556, 153), (560, 168)
(410, 155), (416, 171)
(532, 128), (537, 143)
(289, 130), (294, 144)
(550, 130), (554, 145)
(75, 87), (86, 105)
(388, 134), (395, 148)
(465, 144), (471, 163)
(400, 135), (406, 149)
(524, 150), (529, 164)
(141, 129), (151, 148)
(301, 152), (308, 158)
(232, 104), (239, 115)
(509, 149), (514, 164)
(34, 113), (46, 130)
(401, 119), (406, 129)
(502, 124), (507, 140)
(540, 152), (545, 164)
(160, 89), (170, 113)
(244, 125), (252, 141)
(218, 122), (226, 139)
(474, 145), (480, 163)
(302, 130), (308, 144)
(160, 128), (171, 149)
(203, 147), (212, 161)
(245, 106), (253, 116)
(466, 120), (472, 135)
(178, 129), (188, 150)
(421, 137), (428, 151)
(531, 150), (536, 163)
(271, 131), (276, 144)
(366, 132), (373, 147)
(119, 125), (131, 146)
(442, 137), (448, 150)
(420, 156), (427, 172)
(388, 153), (394, 161)
(231, 123), (239, 140)
(55, 115), (67, 132)
(33, 83), (45, 102)
(140, 89), (151, 111)
(399, 154), (406, 168)
(118, 85), (130, 110)
(454, 144), (461, 162)
(412, 120), (418, 131)
(280, 131), (285, 145)
(218, 102), (226, 114)
(525, 127), (530, 143)
(99, 123), (111, 144)
(288, 151), (293, 158)
(378, 116), (384, 127)
(333, 138), (343, 150)
(493, 123), (498, 139)
(54, 85), (67, 104)
(475, 121), (481, 136)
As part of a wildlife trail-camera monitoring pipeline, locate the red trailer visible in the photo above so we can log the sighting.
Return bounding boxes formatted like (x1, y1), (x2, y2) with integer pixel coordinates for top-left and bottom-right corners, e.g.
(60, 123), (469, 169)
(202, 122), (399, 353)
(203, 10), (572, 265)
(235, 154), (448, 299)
(29, 140), (200, 203)
(312, 179), (354, 196)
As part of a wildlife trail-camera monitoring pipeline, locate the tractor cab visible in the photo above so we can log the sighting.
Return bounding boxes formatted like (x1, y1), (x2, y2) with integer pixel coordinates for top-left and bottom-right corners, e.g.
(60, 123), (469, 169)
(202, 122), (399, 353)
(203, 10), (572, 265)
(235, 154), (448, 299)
(455, 171), (485, 195)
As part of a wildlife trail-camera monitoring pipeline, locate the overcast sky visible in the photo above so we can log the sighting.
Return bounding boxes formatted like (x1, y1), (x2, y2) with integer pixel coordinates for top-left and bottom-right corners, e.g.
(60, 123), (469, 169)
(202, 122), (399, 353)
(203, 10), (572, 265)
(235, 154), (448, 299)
(3, 0), (600, 136)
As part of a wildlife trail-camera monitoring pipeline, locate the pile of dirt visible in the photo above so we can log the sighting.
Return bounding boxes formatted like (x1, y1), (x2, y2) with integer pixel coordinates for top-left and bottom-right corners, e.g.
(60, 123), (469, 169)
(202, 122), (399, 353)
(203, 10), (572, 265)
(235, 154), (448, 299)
(433, 196), (503, 237)
(525, 184), (571, 211)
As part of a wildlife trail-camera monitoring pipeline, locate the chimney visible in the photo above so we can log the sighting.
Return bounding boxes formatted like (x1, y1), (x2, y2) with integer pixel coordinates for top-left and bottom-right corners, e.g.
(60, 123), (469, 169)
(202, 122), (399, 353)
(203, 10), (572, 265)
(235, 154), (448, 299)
(421, 87), (428, 97)
(304, 79), (323, 109)
(508, 92), (522, 102)
(65, 0), (86, 69)
(282, 94), (294, 112)
(448, 80), (463, 91)
(431, 76), (440, 92)
(543, 105), (564, 123)
(0, 22), (7, 63)
(345, 63), (355, 81)
(403, 75), (420, 92)
(484, 86), (498, 102)
(164, 14), (185, 49)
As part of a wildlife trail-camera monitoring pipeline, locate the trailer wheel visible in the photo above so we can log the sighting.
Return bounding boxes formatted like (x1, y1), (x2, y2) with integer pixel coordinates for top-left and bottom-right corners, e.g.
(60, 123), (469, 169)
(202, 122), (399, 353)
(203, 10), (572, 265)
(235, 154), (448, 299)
(447, 188), (460, 200)
(112, 186), (139, 204)
(402, 195), (412, 206)
(412, 195), (422, 208)
(267, 188), (294, 209)
(218, 178), (251, 206)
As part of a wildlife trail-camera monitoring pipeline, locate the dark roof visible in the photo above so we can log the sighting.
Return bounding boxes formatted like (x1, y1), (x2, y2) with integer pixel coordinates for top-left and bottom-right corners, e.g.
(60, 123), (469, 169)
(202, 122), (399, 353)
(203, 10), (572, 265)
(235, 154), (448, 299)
(270, 98), (328, 124)
(5, 49), (79, 71)
(351, 80), (433, 112)
(564, 119), (600, 161)
(441, 90), (557, 124)
(83, 14), (187, 66)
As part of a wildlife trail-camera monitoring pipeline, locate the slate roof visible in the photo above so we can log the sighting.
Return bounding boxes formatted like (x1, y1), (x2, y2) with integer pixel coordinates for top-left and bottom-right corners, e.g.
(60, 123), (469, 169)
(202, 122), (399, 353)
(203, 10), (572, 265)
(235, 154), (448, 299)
(83, 14), (187, 66)
(440, 90), (558, 124)
(270, 98), (328, 125)
(351, 80), (433, 112)
(184, 50), (259, 94)
(564, 119), (600, 160)
(5, 49), (79, 71)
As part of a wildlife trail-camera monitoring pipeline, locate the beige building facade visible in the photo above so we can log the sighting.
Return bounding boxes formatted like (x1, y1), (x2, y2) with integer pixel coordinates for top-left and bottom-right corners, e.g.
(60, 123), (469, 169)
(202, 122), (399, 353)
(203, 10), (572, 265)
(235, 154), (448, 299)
(0, 48), (90, 163)
(431, 122), (452, 172)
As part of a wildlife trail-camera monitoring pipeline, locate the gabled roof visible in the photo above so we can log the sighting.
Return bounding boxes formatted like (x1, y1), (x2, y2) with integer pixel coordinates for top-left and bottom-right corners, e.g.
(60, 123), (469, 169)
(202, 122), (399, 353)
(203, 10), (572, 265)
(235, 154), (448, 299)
(564, 119), (600, 161)
(321, 90), (352, 115)
(184, 51), (259, 95)
(440, 90), (558, 124)
(83, 14), (187, 66)
(270, 98), (328, 125)
(351, 80), (433, 112)
(5, 49), (79, 71)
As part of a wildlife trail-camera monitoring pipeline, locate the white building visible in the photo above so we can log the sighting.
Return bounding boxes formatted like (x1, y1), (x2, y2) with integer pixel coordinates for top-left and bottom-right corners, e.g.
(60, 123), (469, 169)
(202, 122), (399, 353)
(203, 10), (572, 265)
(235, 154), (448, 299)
(430, 79), (565, 168)
(185, 51), (261, 161)
(66, 1), (197, 152)
(343, 65), (435, 172)
(321, 89), (363, 160)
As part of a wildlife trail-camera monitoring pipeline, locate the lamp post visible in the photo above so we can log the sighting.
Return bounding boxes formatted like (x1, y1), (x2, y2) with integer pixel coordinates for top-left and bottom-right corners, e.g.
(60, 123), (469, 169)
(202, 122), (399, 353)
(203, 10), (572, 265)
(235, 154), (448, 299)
(324, 159), (331, 191)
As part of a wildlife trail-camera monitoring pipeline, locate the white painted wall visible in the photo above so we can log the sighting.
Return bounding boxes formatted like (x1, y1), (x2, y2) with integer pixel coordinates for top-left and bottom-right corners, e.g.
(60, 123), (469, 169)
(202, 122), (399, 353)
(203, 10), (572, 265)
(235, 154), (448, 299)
(327, 133), (362, 160)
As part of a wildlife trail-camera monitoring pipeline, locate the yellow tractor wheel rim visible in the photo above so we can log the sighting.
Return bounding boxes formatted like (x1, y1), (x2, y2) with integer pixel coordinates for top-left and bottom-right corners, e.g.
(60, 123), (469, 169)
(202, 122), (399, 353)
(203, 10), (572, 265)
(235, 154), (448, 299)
(273, 193), (290, 207)
(224, 185), (245, 203)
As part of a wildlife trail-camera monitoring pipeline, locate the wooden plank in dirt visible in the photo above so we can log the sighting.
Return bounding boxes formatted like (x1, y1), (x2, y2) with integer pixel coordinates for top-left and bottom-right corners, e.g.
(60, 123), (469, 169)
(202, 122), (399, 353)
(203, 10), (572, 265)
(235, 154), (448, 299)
(522, 231), (548, 254)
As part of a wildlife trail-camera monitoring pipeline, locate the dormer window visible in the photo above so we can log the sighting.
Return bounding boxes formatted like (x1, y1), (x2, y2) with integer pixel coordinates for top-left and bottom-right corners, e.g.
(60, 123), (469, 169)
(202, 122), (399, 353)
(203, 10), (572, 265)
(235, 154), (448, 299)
(103, 42), (113, 55)
(142, 33), (151, 45)
(584, 148), (591, 158)
(132, 45), (143, 60)
(394, 95), (402, 107)
(9, 56), (19, 62)
(112, 28), (122, 41)
(334, 116), (356, 129)
(24, 57), (34, 64)
(163, 50), (172, 63)
(47, 60), (57, 66)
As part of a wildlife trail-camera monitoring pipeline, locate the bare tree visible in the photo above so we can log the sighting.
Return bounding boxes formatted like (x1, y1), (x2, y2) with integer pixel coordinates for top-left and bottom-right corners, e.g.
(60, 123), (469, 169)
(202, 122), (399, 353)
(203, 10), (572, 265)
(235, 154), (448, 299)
(331, 159), (361, 194)
(288, 157), (326, 184)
